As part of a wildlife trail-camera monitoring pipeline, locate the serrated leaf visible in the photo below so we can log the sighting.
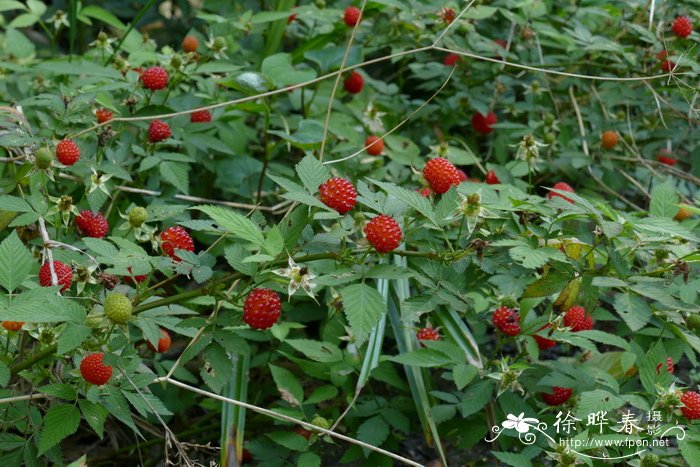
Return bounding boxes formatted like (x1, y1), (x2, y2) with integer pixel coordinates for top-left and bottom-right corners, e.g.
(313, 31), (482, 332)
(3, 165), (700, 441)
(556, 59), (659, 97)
(123, 390), (173, 417)
(266, 432), (308, 451)
(340, 284), (387, 347)
(575, 330), (631, 351)
(38, 384), (77, 400)
(38, 405), (80, 454)
(296, 452), (321, 467)
(284, 339), (343, 363)
(78, 400), (108, 438)
(0, 433), (25, 450)
(356, 416), (390, 454)
(0, 231), (33, 292)
(160, 161), (190, 194)
(0, 195), (33, 212)
(56, 324), (91, 355)
(201, 344), (233, 393)
(613, 293), (650, 332)
(522, 271), (570, 298)
(269, 364), (304, 406)
(0, 361), (9, 387)
(459, 380), (493, 418)
(649, 181), (679, 218)
(574, 390), (623, 419)
(295, 154), (330, 194)
(371, 179), (435, 223)
(194, 205), (265, 249)
(509, 245), (567, 269)
(0, 289), (86, 323)
(453, 364), (478, 390)
(264, 225), (284, 257)
(224, 244), (258, 276)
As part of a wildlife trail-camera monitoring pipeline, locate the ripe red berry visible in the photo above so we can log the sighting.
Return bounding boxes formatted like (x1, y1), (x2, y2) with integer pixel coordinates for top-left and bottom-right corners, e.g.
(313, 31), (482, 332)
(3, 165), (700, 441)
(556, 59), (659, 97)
(365, 135), (384, 156)
(416, 327), (440, 342)
(471, 111), (497, 134)
(75, 210), (109, 238)
(160, 226), (194, 260)
(182, 35), (198, 53)
(39, 260), (73, 292)
(148, 119), (172, 143)
(492, 306), (521, 336)
(344, 6), (361, 27)
(80, 353), (113, 385)
(485, 170), (501, 185)
(140, 66), (169, 90)
(288, 13), (298, 24)
(657, 357), (675, 375)
(344, 71), (364, 94)
(439, 7), (455, 24)
(547, 182), (575, 203)
(423, 157), (461, 194)
(319, 178), (357, 214)
(657, 50), (676, 72)
(601, 130), (618, 149)
(456, 169), (468, 182)
(563, 306), (593, 332)
(364, 215), (402, 253)
(127, 267), (147, 284)
(657, 149), (677, 166)
(417, 187), (432, 197)
(95, 108), (113, 124)
(672, 16), (693, 38)
(147, 328), (172, 353)
(533, 324), (556, 350)
(443, 53), (459, 66)
(542, 387), (573, 406)
(2, 321), (24, 331)
(681, 391), (700, 420)
(190, 109), (212, 123)
(243, 288), (282, 330)
(56, 139), (80, 166)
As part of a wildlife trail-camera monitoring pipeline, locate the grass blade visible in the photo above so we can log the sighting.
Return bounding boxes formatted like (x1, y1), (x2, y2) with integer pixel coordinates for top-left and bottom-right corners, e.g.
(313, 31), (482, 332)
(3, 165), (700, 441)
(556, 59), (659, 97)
(221, 352), (249, 467)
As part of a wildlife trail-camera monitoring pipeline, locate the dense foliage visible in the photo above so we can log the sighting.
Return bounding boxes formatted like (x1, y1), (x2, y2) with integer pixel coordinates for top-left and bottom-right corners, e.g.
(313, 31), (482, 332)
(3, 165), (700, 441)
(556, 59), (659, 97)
(0, 0), (699, 466)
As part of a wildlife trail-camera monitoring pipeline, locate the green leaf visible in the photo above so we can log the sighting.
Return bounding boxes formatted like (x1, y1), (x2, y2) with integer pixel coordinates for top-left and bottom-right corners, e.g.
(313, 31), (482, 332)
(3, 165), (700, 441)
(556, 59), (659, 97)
(78, 400), (109, 438)
(200, 344), (233, 393)
(0, 1), (27, 13)
(160, 161), (190, 194)
(0, 289), (86, 323)
(8, 13), (38, 28)
(613, 293), (651, 332)
(389, 348), (454, 367)
(295, 154), (330, 194)
(123, 391), (173, 417)
(0, 195), (33, 212)
(632, 217), (699, 242)
(266, 431), (308, 451)
(38, 405), (80, 454)
(296, 452), (321, 467)
(371, 179), (435, 223)
(0, 231), (33, 292)
(453, 364), (478, 390)
(574, 390), (624, 419)
(264, 225), (285, 257)
(356, 415), (390, 452)
(0, 361), (9, 387)
(56, 324), (92, 355)
(522, 271), (570, 298)
(649, 181), (679, 218)
(304, 385), (338, 404)
(284, 339), (343, 363)
(340, 284), (387, 347)
(80, 5), (126, 30)
(509, 245), (567, 269)
(261, 53), (317, 87)
(38, 384), (77, 401)
(575, 330), (631, 351)
(224, 244), (258, 276)
(269, 364), (304, 406)
(194, 205), (266, 249)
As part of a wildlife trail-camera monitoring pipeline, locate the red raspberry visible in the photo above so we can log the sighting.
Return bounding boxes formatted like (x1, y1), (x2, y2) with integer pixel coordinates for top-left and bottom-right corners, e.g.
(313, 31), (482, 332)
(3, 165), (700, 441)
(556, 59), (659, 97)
(148, 119), (172, 143)
(344, 71), (364, 94)
(344, 6), (361, 27)
(160, 226), (194, 261)
(80, 353), (113, 385)
(56, 139), (80, 166)
(657, 50), (676, 72)
(140, 66), (169, 90)
(547, 182), (575, 203)
(443, 53), (459, 66)
(75, 210), (109, 238)
(182, 35), (198, 53)
(563, 306), (593, 332)
(127, 267), (148, 284)
(416, 327), (440, 342)
(243, 288), (282, 330)
(672, 16), (693, 38)
(319, 178), (357, 214)
(456, 168), (468, 182)
(190, 109), (212, 123)
(492, 306), (521, 336)
(364, 215), (402, 253)
(147, 328), (172, 353)
(95, 108), (113, 124)
(423, 157), (461, 194)
(2, 321), (24, 331)
(288, 13), (298, 24)
(39, 260), (73, 292)
(365, 135), (384, 156)
(485, 170), (501, 185)
(601, 130), (618, 149)
(439, 7), (455, 24)
(471, 111), (497, 135)
(417, 187), (432, 197)
(542, 387), (573, 406)
(657, 357), (675, 375)
(533, 324), (556, 350)
(681, 391), (700, 420)
(657, 149), (677, 166)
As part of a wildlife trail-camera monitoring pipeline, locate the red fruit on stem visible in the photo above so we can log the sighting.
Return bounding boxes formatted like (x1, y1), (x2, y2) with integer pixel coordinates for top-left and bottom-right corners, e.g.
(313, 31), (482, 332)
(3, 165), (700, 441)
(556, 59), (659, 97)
(443, 53), (459, 66)
(416, 327), (441, 342)
(657, 149), (677, 166)
(140, 66), (169, 90)
(492, 306), (521, 336)
(344, 71), (364, 94)
(344, 6), (361, 27)
(365, 135), (384, 156)
(243, 288), (282, 330)
(423, 157), (461, 194)
(75, 210), (109, 238)
(56, 139), (80, 166)
(547, 182), (575, 203)
(2, 321), (24, 331)
(417, 187), (432, 197)
(601, 130), (618, 149)
(147, 328), (172, 353)
(456, 169), (468, 182)
(182, 35), (199, 52)
(471, 112), (497, 134)
(160, 226), (195, 260)
(39, 260), (73, 292)
(681, 391), (700, 420)
(485, 170), (501, 185)
(190, 109), (212, 123)
(542, 387), (573, 406)
(440, 7), (455, 24)
(364, 215), (402, 253)
(563, 306), (594, 332)
(672, 16), (693, 38)
(95, 108), (113, 124)
(127, 267), (148, 284)
(533, 324), (556, 350)
(148, 120), (172, 142)
(319, 178), (357, 214)
(80, 353), (113, 385)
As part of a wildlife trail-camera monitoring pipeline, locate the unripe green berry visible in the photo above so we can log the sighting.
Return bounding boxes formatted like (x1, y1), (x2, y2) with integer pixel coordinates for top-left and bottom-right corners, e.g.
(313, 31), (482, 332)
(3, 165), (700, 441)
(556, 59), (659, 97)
(686, 315), (700, 332)
(311, 416), (331, 431)
(104, 293), (133, 324)
(35, 147), (53, 170)
(641, 454), (659, 467)
(544, 113), (555, 126)
(212, 37), (226, 51)
(545, 133), (556, 144)
(128, 207), (147, 227)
